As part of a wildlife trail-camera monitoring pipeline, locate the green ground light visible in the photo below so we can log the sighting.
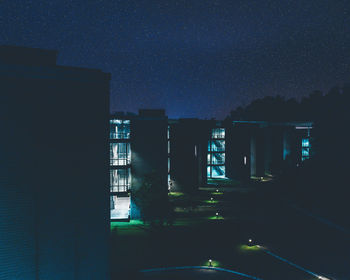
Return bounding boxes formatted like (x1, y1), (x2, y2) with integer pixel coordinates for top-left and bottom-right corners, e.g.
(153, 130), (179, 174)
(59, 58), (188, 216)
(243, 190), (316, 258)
(211, 192), (224, 195)
(203, 259), (221, 267)
(168, 192), (185, 197)
(238, 244), (261, 252)
(204, 199), (219, 204)
(208, 215), (225, 220)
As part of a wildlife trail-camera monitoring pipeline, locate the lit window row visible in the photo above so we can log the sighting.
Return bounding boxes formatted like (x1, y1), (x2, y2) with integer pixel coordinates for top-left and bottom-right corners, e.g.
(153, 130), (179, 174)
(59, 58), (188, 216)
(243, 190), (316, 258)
(208, 128), (226, 178)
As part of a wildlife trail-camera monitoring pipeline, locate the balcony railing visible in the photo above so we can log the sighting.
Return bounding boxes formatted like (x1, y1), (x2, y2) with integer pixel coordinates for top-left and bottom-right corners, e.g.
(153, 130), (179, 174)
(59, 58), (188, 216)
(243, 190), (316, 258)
(110, 132), (130, 139)
(110, 158), (131, 166)
(110, 184), (131, 193)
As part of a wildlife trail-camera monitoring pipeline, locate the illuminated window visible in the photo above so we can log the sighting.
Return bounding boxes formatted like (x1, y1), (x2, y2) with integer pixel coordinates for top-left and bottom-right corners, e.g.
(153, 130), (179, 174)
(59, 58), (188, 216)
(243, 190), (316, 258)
(212, 153), (225, 165)
(110, 195), (130, 220)
(212, 165), (225, 177)
(207, 166), (211, 177)
(211, 128), (225, 139)
(110, 168), (131, 192)
(110, 119), (130, 139)
(302, 138), (309, 147)
(110, 143), (131, 166)
(301, 137), (311, 161)
(211, 140), (225, 151)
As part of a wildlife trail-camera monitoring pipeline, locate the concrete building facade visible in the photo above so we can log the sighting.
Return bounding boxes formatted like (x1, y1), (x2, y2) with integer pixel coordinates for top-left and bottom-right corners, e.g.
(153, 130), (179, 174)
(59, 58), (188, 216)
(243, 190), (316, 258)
(0, 46), (110, 280)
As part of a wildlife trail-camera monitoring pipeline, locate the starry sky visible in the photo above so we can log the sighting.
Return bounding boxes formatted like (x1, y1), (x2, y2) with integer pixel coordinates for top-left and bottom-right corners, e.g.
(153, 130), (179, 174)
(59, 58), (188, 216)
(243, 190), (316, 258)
(1, 0), (350, 119)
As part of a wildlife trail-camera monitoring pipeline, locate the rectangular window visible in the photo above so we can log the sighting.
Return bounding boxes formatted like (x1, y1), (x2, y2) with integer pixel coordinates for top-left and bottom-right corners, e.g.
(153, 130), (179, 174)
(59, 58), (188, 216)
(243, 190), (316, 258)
(302, 138), (309, 147)
(110, 168), (131, 192)
(210, 140), (225, 152)
(212, 165), (225, 177)
(110, 143), (131, 166)
(110, 195), (130, 220)
(212, 153), (225, 165)
(110, 119), (130, 139)
(211, 128), (225, 139)
(301, 137), (311, 161)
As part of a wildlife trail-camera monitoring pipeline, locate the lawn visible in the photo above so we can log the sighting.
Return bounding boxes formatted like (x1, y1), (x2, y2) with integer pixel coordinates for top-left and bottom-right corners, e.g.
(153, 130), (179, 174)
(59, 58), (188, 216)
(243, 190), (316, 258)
(110, 185), (335, 280)
(207, 177), (241, 186)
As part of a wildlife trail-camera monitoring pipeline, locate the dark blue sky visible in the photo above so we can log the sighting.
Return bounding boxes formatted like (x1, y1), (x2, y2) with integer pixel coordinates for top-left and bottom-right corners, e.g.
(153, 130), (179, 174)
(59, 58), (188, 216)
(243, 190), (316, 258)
(1, 0), (349, 119)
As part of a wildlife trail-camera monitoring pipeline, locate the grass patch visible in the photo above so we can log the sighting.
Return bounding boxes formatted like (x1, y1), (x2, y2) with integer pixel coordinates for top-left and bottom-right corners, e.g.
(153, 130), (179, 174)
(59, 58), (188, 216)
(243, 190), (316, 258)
(111, 219), (143, 229)
(211, 192), (224, 195)
(203, 200), (219, 204)
(168, 192), (185, 197)
(110, 186), (333, 280)
(207, 178), (240, 186)
(208, 215), (225, 220)
(238, 244), (261, 252)
(110, 220), (147, 236)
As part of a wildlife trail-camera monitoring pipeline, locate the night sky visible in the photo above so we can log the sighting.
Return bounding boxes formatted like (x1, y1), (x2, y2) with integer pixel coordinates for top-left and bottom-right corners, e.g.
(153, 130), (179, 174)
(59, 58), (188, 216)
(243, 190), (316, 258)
(1, 0), (349, 119)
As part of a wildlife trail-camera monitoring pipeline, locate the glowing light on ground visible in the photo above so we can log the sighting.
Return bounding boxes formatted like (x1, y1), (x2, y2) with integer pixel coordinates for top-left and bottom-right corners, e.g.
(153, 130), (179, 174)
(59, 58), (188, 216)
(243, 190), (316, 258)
(208, 215), (224, 220)
(239, 244), (261, 252)
(211, 192), (224, 195)
(204, 199), (219, 204)
(168, 192), (185, 197)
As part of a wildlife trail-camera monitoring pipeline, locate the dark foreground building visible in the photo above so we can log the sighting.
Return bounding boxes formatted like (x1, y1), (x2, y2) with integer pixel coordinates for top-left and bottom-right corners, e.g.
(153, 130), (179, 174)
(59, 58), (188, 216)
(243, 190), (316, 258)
(110, 113), (312, 220)
(0, 46), (110, 280)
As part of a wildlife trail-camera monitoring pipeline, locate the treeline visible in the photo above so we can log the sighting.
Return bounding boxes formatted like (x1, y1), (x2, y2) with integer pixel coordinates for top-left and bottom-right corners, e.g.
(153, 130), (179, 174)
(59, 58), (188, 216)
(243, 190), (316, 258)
(229, 84), (350, 226)
(228, 84), (350, 122)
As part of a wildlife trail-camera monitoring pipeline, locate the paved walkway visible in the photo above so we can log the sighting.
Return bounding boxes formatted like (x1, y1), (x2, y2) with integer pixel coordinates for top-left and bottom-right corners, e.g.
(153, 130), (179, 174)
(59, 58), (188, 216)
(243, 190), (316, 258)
(291, 203), (350, 236)
(258, 246), (331, 280)
(141, 266), (263, 280)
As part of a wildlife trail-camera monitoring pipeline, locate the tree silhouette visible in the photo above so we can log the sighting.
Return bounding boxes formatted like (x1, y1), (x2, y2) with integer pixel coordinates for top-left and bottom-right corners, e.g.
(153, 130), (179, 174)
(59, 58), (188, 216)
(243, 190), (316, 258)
(132, 171), (174, 227)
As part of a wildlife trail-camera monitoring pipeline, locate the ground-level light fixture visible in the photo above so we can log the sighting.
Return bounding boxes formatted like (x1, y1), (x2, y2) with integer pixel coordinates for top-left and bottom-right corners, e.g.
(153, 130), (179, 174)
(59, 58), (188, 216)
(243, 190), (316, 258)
(216, 189), (219, 192)
(211, 197), (213, 201)
(209, 259), (212, 267)
(248, 239), (252, 246)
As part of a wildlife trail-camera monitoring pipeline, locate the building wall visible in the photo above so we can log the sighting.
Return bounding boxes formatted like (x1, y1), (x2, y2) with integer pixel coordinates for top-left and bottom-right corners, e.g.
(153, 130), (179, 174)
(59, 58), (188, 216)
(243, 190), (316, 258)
(227, 122), (313, 180)
(169, 119), (210, 192)
(226, 124), (251, 180)
(0, 46), (110, 280)
(130, 111), (168, 218)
